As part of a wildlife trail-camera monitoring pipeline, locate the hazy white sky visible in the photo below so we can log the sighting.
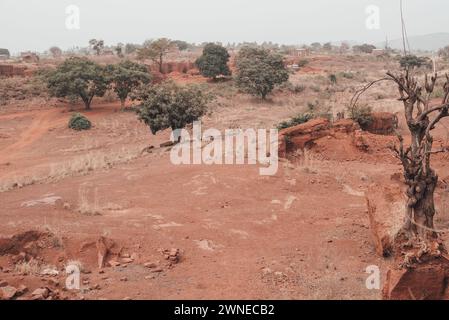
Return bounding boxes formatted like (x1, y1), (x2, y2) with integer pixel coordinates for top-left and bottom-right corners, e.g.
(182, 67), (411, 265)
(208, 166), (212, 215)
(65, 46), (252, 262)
(1, 0), (448, 53)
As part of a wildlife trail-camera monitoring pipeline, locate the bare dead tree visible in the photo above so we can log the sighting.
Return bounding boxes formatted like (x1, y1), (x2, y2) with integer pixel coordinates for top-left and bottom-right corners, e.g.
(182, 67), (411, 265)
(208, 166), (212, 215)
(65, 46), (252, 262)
(386, 69), (449, 240)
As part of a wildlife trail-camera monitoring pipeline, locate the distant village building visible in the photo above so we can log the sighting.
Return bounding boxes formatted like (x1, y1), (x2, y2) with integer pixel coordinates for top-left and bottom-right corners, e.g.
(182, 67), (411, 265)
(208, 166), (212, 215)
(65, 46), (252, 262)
(0, 48), (10, 60)
(372, 48), (385, 56)
(20, 52), (39, 63)
(296, 48), (310, 57)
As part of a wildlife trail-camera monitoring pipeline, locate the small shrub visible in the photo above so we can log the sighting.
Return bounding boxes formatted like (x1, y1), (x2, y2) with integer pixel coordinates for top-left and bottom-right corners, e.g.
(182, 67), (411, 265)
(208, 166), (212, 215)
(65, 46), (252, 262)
(347, 104), (373, 130)
(339, 72), (354, 79)
(329, 74), (337, 85)
(68, 113), (92, 131)
(432, 87), (445, 99)
(277, 113), (314, 130)
(310, 85), (321, 92)
(278, 82), (306, 94)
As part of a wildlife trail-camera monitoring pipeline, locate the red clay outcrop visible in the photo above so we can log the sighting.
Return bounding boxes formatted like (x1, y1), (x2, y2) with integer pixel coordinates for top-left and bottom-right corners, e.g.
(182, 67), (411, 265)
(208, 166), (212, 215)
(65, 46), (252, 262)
(365, 112), (398, 135)
(278, 118), (360, 158)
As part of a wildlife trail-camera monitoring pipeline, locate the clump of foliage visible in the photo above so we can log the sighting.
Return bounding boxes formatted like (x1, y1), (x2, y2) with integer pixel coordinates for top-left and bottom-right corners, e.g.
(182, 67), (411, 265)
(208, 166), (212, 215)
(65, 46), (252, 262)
(105, 60), (151, 108)
(339, 72), (354, 79)
(353, 44), (376, 54)
(68, 113), (91, 131)
(399, 55), (432, 70)
(347, 104), (373, 129)
(89, 39), (104, 55)
(137, 38), (174, 73)
(277, 113), (314, 130)
(278, 81), (306, 94)
(135, 82), (212, 135)
(329, 74), (337, 85)
(0, 75), (47, 104)
(172, 40), (190, 51)
(195, 43), (231, 80)
(45, 57), (110, 110)
(235, 47), (289, 99)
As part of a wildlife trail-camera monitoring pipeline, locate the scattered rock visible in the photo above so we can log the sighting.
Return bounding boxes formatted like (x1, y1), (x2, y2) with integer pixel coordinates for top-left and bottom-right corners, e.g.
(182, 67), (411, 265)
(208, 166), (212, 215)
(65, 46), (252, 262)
(32, 287), (49, 299)
(40, 267), (59, 276)
(121, 258), (134, 264)
(163, 248), (181, 264)
(120, 277), (128, 282)
(21, 195), (62, 207)
(108, 260), (121, 267)
(96, 236), (115, 269)
(144, 262), (157, 269)
(0, 280), (8, 287)
(16, 285), (28, 296)
(0, 286), (17, 300)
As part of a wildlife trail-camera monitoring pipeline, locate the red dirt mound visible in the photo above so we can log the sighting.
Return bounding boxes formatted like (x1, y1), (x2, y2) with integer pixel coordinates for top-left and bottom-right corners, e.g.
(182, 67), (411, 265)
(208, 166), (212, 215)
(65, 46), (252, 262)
(0, 230), (60, 256)
(365, 112), (398, 135)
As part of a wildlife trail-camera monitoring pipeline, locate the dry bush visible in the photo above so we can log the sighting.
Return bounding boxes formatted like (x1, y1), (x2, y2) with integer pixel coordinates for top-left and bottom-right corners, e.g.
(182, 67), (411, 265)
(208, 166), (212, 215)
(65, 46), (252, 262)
(0, 146), (145, 193)
(77, 183), (100, 215)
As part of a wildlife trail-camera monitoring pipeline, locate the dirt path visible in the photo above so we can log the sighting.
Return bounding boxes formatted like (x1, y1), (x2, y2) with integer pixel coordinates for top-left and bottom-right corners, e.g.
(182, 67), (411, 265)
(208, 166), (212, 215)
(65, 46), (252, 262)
(0, 108), (63, 163)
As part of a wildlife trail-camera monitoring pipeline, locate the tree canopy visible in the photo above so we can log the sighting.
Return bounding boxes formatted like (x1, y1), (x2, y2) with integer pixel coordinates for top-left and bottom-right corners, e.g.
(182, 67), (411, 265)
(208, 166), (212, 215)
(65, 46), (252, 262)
(46, 57), (109, 110)
(195, 43), (231, 80)
(135, 82), (211, 135)
(106, 60), (151, 108)
(235, 47), (289, 99)
(137, 38), (174, 73)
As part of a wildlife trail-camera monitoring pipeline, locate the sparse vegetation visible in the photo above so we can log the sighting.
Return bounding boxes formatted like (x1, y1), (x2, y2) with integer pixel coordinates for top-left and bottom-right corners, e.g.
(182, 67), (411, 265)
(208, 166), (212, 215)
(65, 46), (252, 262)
(347, 103), (373, 130)
(235, 47), (289, 99)
(45, 57), (110, 110)
(68, 113), (92, 131)
(89, 39), (104, 55)
(277, 113), (314, 130)
(106, 60), (151, 108)
(399, 55), (432, 70)
(135, 82), (212, 134)
(195, 43), (231, 80)
(137, 38), (174, 73)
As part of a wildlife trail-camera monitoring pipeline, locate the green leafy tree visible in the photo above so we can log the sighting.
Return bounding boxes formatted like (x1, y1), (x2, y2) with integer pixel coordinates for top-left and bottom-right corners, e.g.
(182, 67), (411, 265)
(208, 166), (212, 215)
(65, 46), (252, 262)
(106, 60), (151, 108)
(135, 82), (211, 135)
(46, 57), (109, 110)
(137, 38), (174, 73)
(353, 44), (376, 54)
(195, 43), (231, 80)
(235, 47), (289, 99)
(399, 55), (432, 70)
